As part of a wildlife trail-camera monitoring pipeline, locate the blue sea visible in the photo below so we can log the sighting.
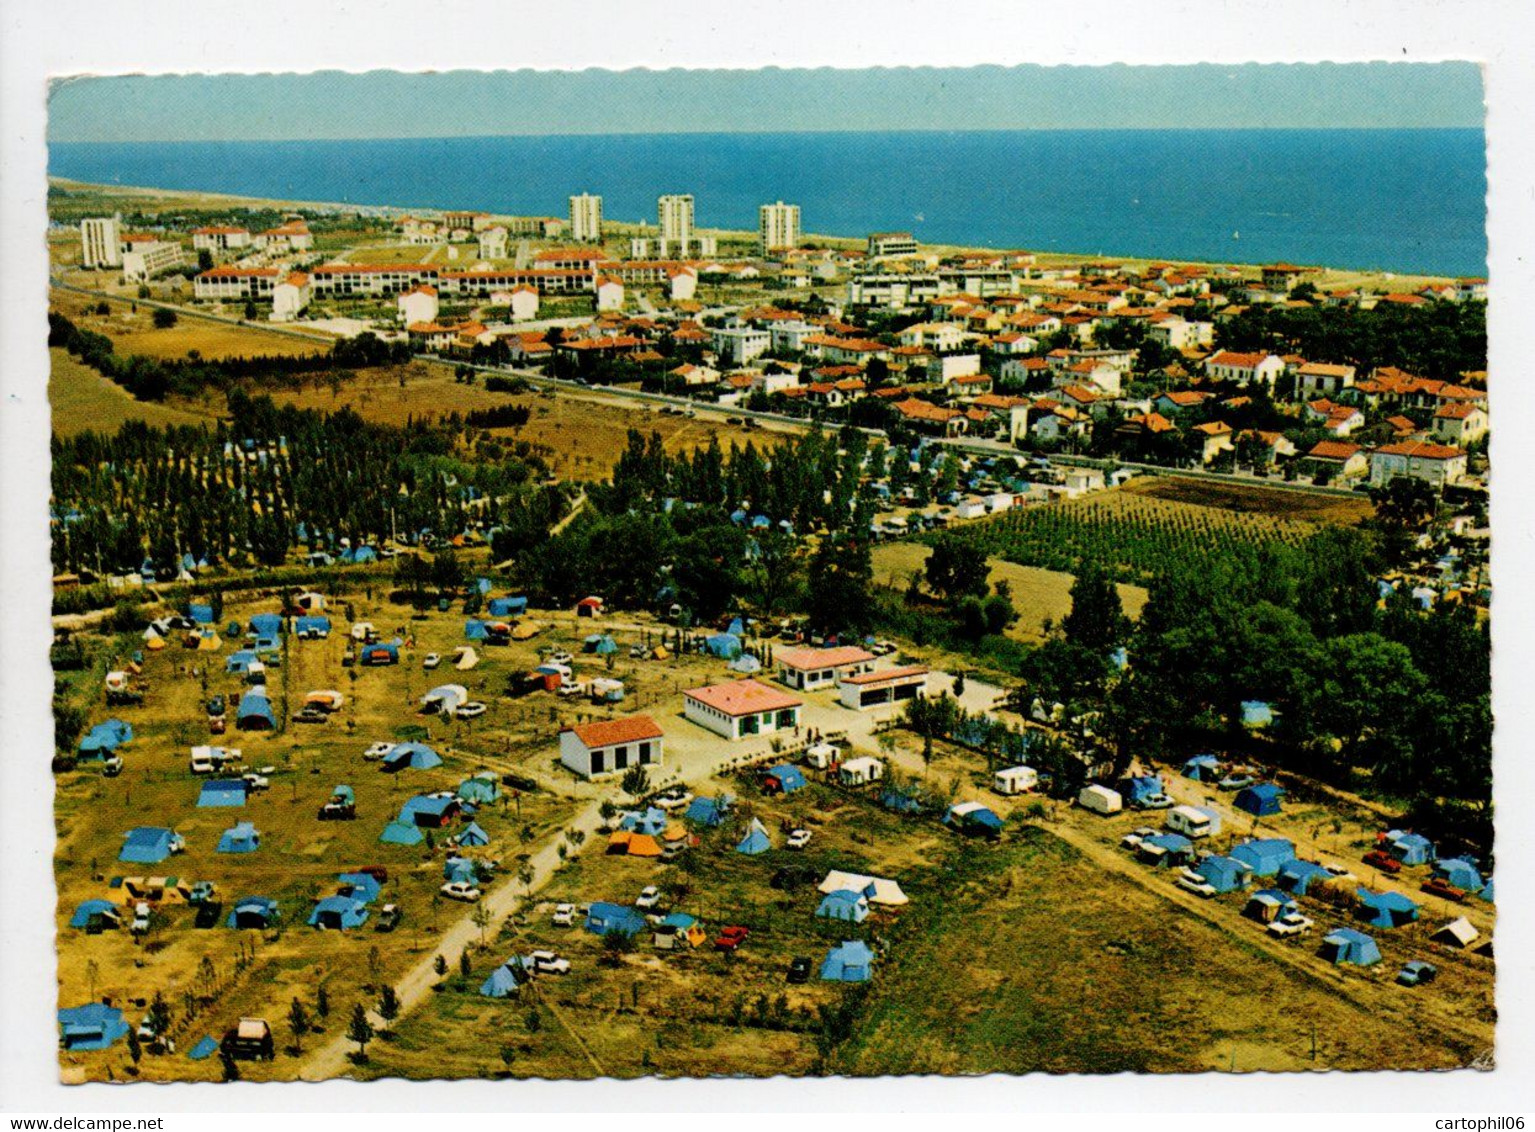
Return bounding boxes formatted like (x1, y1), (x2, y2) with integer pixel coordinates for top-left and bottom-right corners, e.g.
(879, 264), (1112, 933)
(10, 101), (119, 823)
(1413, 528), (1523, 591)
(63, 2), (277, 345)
(49, 129), (1487, 277)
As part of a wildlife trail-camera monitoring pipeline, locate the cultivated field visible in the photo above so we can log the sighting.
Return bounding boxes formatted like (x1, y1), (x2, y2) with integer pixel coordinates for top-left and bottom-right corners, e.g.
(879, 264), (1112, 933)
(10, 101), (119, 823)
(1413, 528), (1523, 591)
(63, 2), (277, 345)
(50, 349), (218, 437)
(872, 541), (1148, 644)
(1120, 475), (1375, 525)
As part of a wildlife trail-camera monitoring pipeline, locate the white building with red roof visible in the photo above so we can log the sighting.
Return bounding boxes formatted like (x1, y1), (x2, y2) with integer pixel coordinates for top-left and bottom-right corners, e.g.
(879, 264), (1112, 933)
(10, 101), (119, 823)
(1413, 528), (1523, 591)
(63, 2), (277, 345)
(1369, 440), (1469, 489)
(774, 645), (876, 691)
(270, 272), (311, 322)
(397, 283), (440, 326)
(1204, 350), (1284, 387)
(838, 665), (929, 710)
(559, 714), (664, 779)
(684, 679), (803, 740)
(1432, 402), (1488, 446)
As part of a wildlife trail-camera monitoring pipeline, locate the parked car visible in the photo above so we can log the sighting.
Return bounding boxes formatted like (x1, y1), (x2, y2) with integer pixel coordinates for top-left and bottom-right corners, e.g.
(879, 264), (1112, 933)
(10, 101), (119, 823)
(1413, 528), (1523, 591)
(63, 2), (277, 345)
(713, 925), (750, 951)
(1218, 774), (1256, 791)
(1267, 912), (1315, 938)
(455, 701), (488, 719)
(551, 903), (576, 927)
(871, 640), (898, 656)
(242, 772), (270, 791)
(529, 950), (570, 975)
(375, 904), (401, 932)
(1176, 874), (1217, 898)
(635, 886), (662, 910)
(1137, 793), (1174, 810)
(189, 881), (218, 905)
(1421, 877), (1468, 902)
(1363, 849), (1403, 875)
(652, 787), (692, 812)
(130, 902), (152, 934)
(362, 742), (395, 761)
(440, 881), (481, 902)
(1121, 827), (1158, 851)
(206, 695), (226, 717)
(102, 756), (124, 777)
(1397, 960), (1438, 987)
(545, 651), (573, 666)
(1322, 862), (1356, 881)
(786, 829), (813, 850)
(422, 653), (442, 670)
(787, 956), (813, 984)
(291, 707), (329, 724)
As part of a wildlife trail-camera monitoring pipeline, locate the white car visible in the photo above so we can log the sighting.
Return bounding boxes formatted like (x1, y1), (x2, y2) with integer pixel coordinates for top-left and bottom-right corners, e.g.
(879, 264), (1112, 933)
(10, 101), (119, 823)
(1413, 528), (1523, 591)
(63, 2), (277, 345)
(1322, 862), (1357, 881)
(422, 653), (442, 670)
(529, 950), (570, 975)
(242, 773), (270, 791)
(1138, 793), (1175, 810)
(440, 881), (482, 903)
(455, 701), (487, 719)
(786, 829), (813, 850)
(1176, 874), (1218, 898)
(652, 788), (693, 812)
(1267, 912), (1316, 938)
(131, 902), (152, 934)
(545, 651), (573, 667)
(551, 903), (576, 927)
(1120, 827), (1157, 851)
(362, 742), (395, 761)
(635, 886), (662, 910)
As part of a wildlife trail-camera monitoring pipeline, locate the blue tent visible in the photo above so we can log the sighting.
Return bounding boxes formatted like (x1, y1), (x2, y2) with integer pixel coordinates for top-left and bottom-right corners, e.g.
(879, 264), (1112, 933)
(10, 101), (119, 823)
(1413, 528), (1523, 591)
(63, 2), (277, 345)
(1195, 855), (1253, 893)
(480, 962), (527, 998)
(457, 776), (500, 805)
(226, 649), (259, 674)
(350, 546), (377, 564)
(189, 603), (214, 624)
(217, 821), (260, 854)
(1242, 888), (1298, 921)
(379, 820), (425, 846)
(686, 795), (732, 826)
(1241, 700), (1274, 729)
(1231, 838), (1296, 877)
(475, 577), (492, 595)
(1277, 859), (1333, 896)
(820, 940), (876, 983)
(399, 794), (460, 826)
(585, 902), (646, 936)
(382, 742), (442, 772)
(226, 896), (279, 929)
(120, 827), (178, 864)
(248, 612), (282, 638)
(1139, 832), (1194, 865)
(457, 822), (490, 847)
(444, 856), (482, 884)
(594, 636), (619, 656)
(58, 1004), (130, 1051)
(945, 802), (1005, 837)
(1322, 927), (1382, 966)
(294, 615), (331, 638)
(619, 807), (669, 837)
(727, 617), (746, 637)
(1123, 775), (1164, 805)
(198, 779), (248, 807)
(338, 872), (382, 903)
(236, 690), (275, 730)
(1357, 888), (1419, 929)
(1234, 784), (1285, 817)
(706, 633), (743, 659)
(816, 890), (870, 922)
(880, 788), (928, 815)
(729, 653), (762, 673)
(736, 817), (772, 855)
(187, 1035), (220, 1061)
(361, 642), (400, 666)
(1434, 858), (1485, 892)
(69, 899), (122, 930)
(488, 596), (528, 617)
(1479, 878), (1495, 904)
(1182, 754), (1221, 782)
(308, 895), (369, 930)
(765, 764), (806, 794)
(464, 619), (488, 640)
(1386, 830), (1436, 866)
(78, 719), (133, 759)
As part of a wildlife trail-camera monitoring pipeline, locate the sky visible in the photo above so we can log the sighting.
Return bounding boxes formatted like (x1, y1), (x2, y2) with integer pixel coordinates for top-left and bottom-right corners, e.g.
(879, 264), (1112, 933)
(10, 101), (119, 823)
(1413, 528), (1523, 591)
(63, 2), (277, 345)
(47, 63), (1484, 143)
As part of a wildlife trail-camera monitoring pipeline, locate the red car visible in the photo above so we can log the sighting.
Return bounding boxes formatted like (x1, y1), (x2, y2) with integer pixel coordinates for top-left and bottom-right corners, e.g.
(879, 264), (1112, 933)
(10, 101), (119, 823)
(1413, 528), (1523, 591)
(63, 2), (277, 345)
(1362, 850), (1402, 875)
(713, 926), (750, 951)
(1421, 877), (1467, 902)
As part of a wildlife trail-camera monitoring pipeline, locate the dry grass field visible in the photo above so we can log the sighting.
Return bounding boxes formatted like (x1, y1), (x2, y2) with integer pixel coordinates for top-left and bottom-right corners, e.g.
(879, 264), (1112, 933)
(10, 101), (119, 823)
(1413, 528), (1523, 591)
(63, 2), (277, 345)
(872, 541), (1149, 644)
(51, 288), (330, 362)
(49, 349), (218, 437)
(1120, 475), (1376, 526)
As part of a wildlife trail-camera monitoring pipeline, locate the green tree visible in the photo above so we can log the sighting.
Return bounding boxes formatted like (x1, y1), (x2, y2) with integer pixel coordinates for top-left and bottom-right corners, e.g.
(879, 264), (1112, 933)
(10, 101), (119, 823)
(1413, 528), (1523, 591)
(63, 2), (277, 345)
(152, 308), (177, 329)
(378, 986), (400, 1033)
(346, 1003), (374, 1059)
(620, 764), (651, 800)
(287, 997), (310, 1053)
(924, 534), (990, 603)
(1062, 565), (1129, 654)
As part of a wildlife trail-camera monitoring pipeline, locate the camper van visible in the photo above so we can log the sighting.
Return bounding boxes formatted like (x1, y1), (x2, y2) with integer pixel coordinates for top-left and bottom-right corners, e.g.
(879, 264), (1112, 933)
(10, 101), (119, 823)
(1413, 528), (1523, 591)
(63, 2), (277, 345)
(838, 756), (885, 786)
(1078, 784), (1123, 816)
(804, 742), (839, 770)
(993, 765), (1039, 796)
(1166, 804), (1219, 838)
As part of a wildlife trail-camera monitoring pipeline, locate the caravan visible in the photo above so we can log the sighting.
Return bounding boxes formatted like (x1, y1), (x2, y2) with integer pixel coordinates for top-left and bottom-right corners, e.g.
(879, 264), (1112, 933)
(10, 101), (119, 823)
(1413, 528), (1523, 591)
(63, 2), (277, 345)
(1078, 784), (1123, 816)
(1166, 805), (1220, 839)
(993, 765), (1039, 796)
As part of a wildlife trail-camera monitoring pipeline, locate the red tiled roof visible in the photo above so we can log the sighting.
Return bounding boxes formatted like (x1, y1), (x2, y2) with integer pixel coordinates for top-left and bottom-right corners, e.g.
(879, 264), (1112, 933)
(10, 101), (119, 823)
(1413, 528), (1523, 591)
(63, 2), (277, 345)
(685, 679), (802, 716)
(1374, 440), (1465, 460)
(566, 714), (663, 748)
(775, 646), (875, 672)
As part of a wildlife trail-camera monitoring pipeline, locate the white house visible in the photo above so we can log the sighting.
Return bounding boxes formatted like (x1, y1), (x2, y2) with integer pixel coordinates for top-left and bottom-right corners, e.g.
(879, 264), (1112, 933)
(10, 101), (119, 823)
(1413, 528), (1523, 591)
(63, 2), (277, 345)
(595, 276), (625, 312)
(710, 326), (771, 365)
(684, 679), (803, 740)
(670, 363), (720, 387)
(558, 715), (664, 779)
(506, 284), (539, 321)
(668, 266), (698, 302)
(398, 284), (440, 326)
(477, 225), (509, 260)
(899, 322), (967, 352)
(928, 354), (982, 384)
(769, 320), (819, 354)
(1146, 317), (1214, 351)
(1204, 350), (1285, 387)
(1369, 441), (1468, 489)
(775, 645), (876, 691)
(837, 665), (928, 710)
(1433, 402), (1489, 446)
(1296, 361), (1358, 398)
(269, 272), (312, 322)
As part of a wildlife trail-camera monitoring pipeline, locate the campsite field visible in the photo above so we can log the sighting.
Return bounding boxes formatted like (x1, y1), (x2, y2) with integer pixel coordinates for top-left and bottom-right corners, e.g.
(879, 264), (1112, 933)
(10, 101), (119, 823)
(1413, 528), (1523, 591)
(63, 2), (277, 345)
(871, 541), (1149, 645)
(50, 288), (331, 362)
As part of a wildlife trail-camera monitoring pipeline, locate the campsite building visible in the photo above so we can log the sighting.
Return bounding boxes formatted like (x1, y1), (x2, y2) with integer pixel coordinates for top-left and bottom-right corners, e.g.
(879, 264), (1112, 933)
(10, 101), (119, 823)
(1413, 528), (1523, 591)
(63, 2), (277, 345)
(837, 665), (929, 710)
(774, 645), (876, 690)
(559, 714), (664, 778)
(683, 679), (803, 740)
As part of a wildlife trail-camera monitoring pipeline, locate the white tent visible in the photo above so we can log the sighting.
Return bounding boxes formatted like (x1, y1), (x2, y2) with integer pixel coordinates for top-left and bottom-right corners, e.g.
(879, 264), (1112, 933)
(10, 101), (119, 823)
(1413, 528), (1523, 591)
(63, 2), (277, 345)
(1432, 916), (1480, 948)
(819, 870), (907, 906)
(453, 647), (479, 671)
